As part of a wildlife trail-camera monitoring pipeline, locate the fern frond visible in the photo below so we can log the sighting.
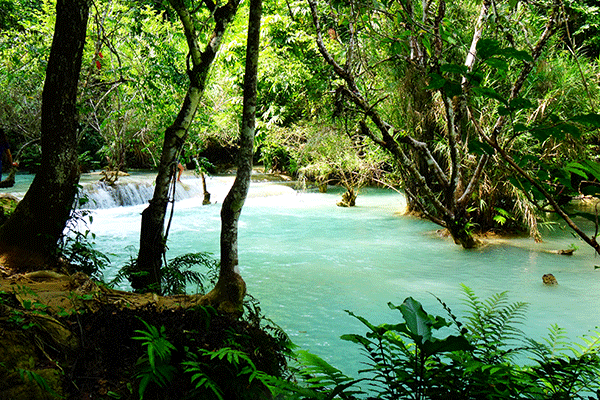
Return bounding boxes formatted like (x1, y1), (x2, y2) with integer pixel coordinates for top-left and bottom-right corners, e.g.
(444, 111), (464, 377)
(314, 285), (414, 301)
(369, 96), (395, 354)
(294, 350), (353, 386)
(567, 329), (600, 358)
(461, 286), (529, 362)
(542, 324), (570, 357)
(293, 350), (364, 398)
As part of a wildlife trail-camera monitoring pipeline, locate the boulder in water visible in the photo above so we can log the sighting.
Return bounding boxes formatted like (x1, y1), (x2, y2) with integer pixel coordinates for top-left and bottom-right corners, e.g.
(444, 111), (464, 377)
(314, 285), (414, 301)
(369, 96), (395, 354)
(542, 273), (558, 286)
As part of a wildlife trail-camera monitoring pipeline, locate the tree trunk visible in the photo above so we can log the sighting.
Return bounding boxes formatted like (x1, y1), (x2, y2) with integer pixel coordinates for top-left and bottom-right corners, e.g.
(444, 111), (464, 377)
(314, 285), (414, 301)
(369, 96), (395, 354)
(0, 0), (88, 271)
(132, 0), (240, 292)
(201, 0), (262, 314)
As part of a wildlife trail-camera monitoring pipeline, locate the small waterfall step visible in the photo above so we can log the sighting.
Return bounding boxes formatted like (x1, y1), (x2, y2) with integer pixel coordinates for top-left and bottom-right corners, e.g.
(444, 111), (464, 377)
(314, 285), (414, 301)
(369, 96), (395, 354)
(80, 178), (207, 209)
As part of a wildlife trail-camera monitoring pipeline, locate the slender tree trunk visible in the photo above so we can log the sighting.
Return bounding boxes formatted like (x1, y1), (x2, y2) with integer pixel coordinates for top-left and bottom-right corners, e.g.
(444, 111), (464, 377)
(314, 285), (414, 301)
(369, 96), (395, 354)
(0, 0), (88, 271)
(201, 0), (262, 313)
(132, 0), (240, 292)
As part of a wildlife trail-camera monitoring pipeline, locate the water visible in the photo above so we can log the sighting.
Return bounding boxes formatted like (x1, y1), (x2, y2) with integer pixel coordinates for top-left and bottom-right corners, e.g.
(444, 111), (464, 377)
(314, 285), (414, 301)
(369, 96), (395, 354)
(6, 172), (600, 376)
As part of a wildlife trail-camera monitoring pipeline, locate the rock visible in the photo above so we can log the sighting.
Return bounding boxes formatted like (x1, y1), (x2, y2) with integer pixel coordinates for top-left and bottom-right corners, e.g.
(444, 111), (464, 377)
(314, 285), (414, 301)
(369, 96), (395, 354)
(0, 318), (65, 400)
(543, 273), (558, 286)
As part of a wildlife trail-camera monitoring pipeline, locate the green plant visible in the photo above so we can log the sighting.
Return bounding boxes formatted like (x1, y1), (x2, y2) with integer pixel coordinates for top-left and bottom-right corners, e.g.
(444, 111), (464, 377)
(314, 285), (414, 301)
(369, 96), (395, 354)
(0, 362), (63, 399)
(59, 195), (111, 280)
(8, 285), (48, 330)
(288, 288), (600, 399)
(161, 252), (219, 295)
(340, 297), (473, 399)
(16, 367), (63, 399)
(113, 251), (219, 295)
(526, 324), (600, 398)
(132, 317), (177, 400)
(291, 350), (363, 400)
(460, 284), (529, 364)
(183, 346), (292, 400)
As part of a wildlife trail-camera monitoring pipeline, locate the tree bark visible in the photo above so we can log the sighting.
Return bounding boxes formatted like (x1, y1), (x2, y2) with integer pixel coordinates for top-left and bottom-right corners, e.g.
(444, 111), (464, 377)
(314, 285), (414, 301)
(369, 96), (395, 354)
(308, 0), (481, 248)
(0, 0), (89, 271)
(132, 0), (240, 292)
(201, 0), (262, 313)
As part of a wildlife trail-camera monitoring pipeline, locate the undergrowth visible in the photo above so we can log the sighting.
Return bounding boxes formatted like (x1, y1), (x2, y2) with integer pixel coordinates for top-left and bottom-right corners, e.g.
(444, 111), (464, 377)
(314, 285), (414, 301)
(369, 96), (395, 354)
(126, 285), (600, 399)
(284, 285), (600, 400)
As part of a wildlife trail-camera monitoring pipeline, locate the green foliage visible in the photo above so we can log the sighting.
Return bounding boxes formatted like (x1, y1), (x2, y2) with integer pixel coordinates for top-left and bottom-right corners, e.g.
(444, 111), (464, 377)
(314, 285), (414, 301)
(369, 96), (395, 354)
(161, 252), (219, 295)
(461, 284), (528, 363)
(59, 198), (111, 280)
(526, 324), (600, 398)
(133, 318), (177, 400)
(130, 302), (292, 400)
(286, 288), (600, 399)
(112, 251), (219, 295)
(16, 367), (63, 399)
(291, 350), (363, 399)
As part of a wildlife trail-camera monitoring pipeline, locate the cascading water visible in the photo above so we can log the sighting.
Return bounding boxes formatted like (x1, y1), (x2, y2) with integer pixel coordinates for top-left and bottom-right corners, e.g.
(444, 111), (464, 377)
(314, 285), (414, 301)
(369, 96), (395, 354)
(79, 174), (210, 209)
(6, 171), (600, 378)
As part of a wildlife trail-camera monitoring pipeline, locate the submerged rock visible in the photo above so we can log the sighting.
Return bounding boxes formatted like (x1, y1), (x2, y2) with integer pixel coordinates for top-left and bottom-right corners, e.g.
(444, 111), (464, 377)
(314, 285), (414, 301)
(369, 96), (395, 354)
(542, 273), (558, 286)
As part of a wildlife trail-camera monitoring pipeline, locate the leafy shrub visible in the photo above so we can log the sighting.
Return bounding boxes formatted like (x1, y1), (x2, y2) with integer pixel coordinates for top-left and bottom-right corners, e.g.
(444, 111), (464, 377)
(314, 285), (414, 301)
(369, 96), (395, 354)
(111, 251), (219, 295)
(287, 287), (600, 399)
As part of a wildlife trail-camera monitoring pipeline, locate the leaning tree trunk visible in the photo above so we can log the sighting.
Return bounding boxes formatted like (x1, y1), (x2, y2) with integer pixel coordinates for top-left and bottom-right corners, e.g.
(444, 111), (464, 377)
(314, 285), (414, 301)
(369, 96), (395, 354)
(201, 0), (262, 314)
(132, 0), (240, 292)
(0, 0), (88, 271)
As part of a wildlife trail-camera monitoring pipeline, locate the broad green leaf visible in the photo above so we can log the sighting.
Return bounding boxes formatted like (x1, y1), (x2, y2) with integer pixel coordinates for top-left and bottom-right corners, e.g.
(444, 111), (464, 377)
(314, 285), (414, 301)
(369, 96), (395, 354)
(484, 57), (508, 71)
(345, 310), (388, 336)
(564, 166), (588, 179)
(466, 71), (484, 86)
(530, 126), (554, 142)
(503, 47), (534, 62)
(440, 63), (468, 76)
(572, 113), (600, 127)
(581, 160), (600, 181)
(477, 38), (501, 59)
(498, 105), (512, 116)
(557, 122), (582, 138)
(513, 123), (528, 133)
(421, 335), (474, 355)
(395, 297), (433, 343)
(537, 169), (550, 181)
(443, 81), (462, 98)
(471, 86), (507, 105)
(340, 333), (373, 347)
(427, 73), (446, 90)
(468, 139), (495, 155)
(509, 97), (535, 111)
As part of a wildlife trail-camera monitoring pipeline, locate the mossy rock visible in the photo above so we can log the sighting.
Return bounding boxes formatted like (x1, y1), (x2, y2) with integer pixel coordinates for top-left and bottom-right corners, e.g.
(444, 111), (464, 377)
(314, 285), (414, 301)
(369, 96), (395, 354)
(0, 193), (19, 224)
(0, 329), (63, 400)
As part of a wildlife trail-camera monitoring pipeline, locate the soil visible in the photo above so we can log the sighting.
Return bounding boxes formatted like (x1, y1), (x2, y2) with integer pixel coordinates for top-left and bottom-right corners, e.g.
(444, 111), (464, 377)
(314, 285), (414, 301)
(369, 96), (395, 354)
(0, 271), (288, 400)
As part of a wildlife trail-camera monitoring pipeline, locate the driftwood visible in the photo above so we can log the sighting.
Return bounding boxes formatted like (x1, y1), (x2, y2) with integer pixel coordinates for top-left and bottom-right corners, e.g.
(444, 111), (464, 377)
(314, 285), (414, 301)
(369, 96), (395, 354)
(99, 169), (129, 185)
(545, 248), (576, 256)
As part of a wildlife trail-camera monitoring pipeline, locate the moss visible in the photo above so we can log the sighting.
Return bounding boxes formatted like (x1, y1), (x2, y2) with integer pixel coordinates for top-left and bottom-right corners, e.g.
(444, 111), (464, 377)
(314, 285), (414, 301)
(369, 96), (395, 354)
(0, 329), (64, 400)
(0, 275), (288, 399)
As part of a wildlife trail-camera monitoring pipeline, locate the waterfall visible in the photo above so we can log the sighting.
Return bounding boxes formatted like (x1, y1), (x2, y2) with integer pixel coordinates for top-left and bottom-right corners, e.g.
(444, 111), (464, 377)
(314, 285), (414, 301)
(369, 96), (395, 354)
(78, 174), (298, 209)
(79, 178), (208, 209)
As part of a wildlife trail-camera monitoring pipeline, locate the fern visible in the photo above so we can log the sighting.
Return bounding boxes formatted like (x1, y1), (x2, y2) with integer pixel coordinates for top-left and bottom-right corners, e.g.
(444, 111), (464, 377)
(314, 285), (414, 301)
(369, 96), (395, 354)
(461, 284), (528, 362)
(182, 358), (225, 400)
(162, 252), (219, 295)
(111, 251), (219, 295)
(292, 350), (363, 399)
(132, 318), (177, 400)
(184, 346), (312, 399)
(527, 327), (600, 397)
(17, 368), (63, 399)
